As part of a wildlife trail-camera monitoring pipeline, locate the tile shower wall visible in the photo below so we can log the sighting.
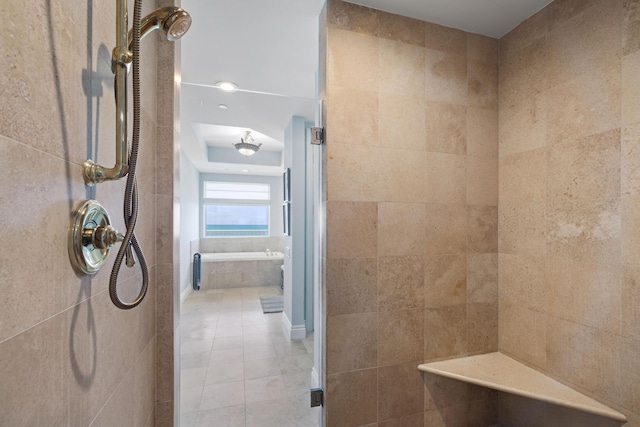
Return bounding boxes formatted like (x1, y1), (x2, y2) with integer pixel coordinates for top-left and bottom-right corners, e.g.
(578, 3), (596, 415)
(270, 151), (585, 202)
(497, 0), (640, 424)
(0, 0), (175, 425)
(156, 0), (182, 425)
(321, 1), (499, 424)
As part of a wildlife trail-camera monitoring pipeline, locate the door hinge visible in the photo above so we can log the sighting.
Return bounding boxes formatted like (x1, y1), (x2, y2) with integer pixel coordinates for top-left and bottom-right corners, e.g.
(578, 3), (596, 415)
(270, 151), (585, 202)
(310, 127), (324, 145)
(310, 388), (324, 407)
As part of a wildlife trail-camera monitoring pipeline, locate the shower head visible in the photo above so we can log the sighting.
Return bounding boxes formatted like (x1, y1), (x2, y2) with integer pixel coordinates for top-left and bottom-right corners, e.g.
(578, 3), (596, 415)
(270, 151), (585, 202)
(128, 7), (192, 48)
(160, 7), (192, 41)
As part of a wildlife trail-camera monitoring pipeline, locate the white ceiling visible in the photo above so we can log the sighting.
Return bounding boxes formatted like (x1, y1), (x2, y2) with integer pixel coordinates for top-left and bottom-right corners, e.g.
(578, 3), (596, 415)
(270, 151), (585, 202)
(345, 0), (553, 39)
(179, 0), (552, 176)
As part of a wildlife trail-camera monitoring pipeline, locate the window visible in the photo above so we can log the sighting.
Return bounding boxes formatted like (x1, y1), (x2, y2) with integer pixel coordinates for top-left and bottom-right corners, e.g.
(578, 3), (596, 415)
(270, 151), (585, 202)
(203, 181), (270, 237)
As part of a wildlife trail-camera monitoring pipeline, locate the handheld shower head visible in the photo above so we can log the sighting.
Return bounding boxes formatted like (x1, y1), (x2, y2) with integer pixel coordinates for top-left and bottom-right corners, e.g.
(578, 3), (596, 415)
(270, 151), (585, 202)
(128, 7), (192, 49)
(162, 8), (192, 41)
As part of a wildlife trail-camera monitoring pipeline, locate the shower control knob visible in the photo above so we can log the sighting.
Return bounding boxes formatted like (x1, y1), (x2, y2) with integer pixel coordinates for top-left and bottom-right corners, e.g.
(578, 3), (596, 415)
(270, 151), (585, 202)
(86, 224), (124, 250)
(69, 200), (121, 275)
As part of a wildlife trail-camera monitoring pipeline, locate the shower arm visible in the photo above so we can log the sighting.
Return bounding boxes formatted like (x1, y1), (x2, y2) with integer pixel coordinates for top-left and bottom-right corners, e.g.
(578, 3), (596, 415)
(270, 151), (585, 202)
(82, 0), (131, 186)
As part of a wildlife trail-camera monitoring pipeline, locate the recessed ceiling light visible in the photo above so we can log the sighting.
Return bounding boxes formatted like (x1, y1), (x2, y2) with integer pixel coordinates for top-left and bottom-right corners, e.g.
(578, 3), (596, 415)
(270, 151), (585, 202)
(218, 104), (228, 109)
(241, 169), (249, 173)
(215, 81), (238, 92)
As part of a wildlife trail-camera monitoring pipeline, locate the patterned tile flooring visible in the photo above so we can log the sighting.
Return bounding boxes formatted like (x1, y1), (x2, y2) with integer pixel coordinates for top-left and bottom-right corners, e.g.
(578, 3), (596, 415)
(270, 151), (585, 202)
(179, 286), (319, 427)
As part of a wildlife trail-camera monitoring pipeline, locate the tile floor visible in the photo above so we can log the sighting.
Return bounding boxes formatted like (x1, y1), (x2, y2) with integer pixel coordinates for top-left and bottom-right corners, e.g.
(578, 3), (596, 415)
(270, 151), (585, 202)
(179, 286), (320, 427)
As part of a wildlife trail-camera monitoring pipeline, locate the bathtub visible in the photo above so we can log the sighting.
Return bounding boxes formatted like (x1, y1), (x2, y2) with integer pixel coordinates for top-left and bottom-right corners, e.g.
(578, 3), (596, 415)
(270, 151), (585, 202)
(199, 251), (284, 289)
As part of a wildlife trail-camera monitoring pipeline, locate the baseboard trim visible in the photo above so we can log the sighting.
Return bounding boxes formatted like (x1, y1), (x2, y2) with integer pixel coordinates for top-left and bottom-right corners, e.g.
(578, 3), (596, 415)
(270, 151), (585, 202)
(290, 324), (306, 340)
(281, 313), (307, 341)
(180, 285), (192, 303)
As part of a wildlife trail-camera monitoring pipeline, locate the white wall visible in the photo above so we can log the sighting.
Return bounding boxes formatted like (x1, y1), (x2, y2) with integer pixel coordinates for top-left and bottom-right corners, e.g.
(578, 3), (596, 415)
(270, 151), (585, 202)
(180, 153), (201, 297)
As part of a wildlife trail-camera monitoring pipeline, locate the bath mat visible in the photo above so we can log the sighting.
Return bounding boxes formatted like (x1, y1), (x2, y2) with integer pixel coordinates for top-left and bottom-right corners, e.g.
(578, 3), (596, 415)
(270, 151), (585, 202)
(260, 296), (284, 313)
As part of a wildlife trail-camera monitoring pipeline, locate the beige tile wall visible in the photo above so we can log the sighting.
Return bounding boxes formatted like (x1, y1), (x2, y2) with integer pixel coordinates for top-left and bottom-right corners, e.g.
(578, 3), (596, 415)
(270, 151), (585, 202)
(498, 0), (640, 424)
(322, 0), (640, 425)
(156, 0), (182, 423)
(321, 0), (499, 424)
(0, 0), (176, 425)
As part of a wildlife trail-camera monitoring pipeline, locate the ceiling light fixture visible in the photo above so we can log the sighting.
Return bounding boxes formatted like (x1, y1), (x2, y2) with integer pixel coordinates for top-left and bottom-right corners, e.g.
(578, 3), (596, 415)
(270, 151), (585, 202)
(233, 131), (262, 156)
(218, 104), (228, 109)
(215, 81), (238, 92)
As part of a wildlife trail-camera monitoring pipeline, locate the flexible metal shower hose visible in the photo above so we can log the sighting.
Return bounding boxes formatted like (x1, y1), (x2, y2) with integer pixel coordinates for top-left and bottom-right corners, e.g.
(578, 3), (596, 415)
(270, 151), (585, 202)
(109, 0), (149, 309)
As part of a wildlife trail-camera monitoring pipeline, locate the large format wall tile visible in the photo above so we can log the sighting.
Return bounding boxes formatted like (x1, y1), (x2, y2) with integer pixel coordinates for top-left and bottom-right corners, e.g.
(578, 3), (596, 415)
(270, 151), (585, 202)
(498, 253), (546, 312)
(375, 148), (427, 202)
(498, 203), (545, 257)
(547, 1), (622, 90)
(0, 136), (83, 340)
(424, 304), (467, 361)
(378, 256), (425, 311)
(378, 203), (426, 256)
(467, 302), (498, 354)
(327, 0), (379, 36)
(379, 40), (426, 97)
(546, 198), (621, 265)
(425, 49), (468, 104)
(425, 203), (468, 255)
(467, 205), (498, 253)
(622, 263), (640, 341)
(1, 2), (158, 424)
(546, 259), (621, 334)
(327, 28), (379, 91)
(499, 38), (547, 108)
(467, 155), (498, 206)
(378, 362), (424, 421)
(546, 316), (621, 404)
(497, 0), (637, 422)
(424, 22), (466, 56)
(326, 142), (378, 202)
(326, 368), (378, 426)
(499, 148), (546, 206)
(467, 107), (498, 159)
(378, 94), (426, 150)
(327, 312), (377, 374)
(326, 201), (378, 259)
(379, 11), (425, 46)
(378, 309), (424, 366)
(425, 152), (466, 204)
(467, 253), (498, 304)
(424, 254), (467, 308)
(547, 129), (621, 201)
(622, 124), (640, 196)
(546, 75), (621, 145)
(499, 93), (547, 157)
(622, 50), (640, 126)
(0, 313), (65, 425)
(468, 59), (498, 110)
(499, 304), (546, 369)
(620, 336), (640, 413)
(426, 101), (467, 155)
(326, 258), (378, 315)
(326, 85), (378, 147)
(323, 1), (499, 424)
